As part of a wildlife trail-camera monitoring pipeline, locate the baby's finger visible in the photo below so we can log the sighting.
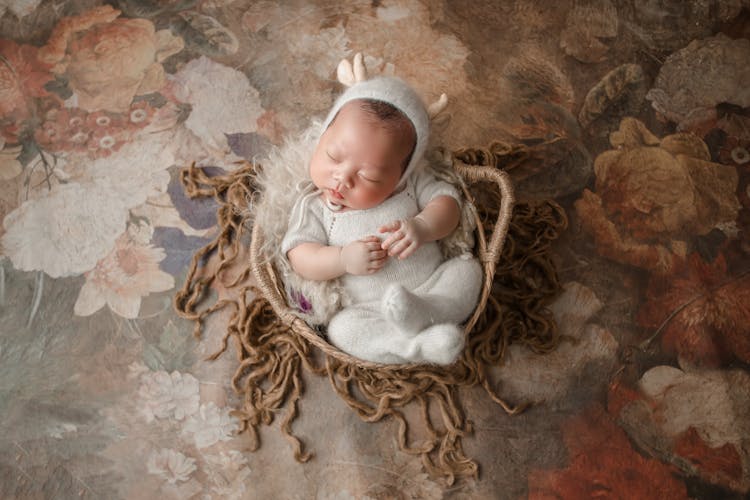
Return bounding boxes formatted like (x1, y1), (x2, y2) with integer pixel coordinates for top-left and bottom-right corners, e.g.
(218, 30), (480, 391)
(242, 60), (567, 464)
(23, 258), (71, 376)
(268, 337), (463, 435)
(365, 240), (383, 251)
(370, 259), (387, 270)
(361, 235), (381, 244)
(368, 258), (387, 272)
(378, 220), (401, 233)
(398, 241), (419, 260)
(381, 231), (404, 250)
(388, 237), (411, 257)
(369, 249), (387, 260)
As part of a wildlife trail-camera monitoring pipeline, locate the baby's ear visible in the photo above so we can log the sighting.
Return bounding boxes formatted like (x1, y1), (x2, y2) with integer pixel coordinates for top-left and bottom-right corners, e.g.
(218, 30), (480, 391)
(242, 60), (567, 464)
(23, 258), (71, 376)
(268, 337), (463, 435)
(428, 93), (448, 120)
(336, 52), (367, 87)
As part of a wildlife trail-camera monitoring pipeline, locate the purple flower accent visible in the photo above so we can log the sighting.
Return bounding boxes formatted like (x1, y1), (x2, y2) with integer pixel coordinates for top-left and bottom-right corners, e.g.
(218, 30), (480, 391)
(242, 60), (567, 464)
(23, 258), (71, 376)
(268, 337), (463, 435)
(167, 166), (223, 230)
(226, 132), (271, 160)
(152, 227), (213, 275)
(290, 289), (312, 313)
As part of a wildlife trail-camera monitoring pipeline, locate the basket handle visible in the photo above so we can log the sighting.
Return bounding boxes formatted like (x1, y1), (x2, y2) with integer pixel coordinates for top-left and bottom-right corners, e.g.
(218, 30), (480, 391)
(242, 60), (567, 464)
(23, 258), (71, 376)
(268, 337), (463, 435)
(452, 159), (515, 335)
(453, 160), (515, 278)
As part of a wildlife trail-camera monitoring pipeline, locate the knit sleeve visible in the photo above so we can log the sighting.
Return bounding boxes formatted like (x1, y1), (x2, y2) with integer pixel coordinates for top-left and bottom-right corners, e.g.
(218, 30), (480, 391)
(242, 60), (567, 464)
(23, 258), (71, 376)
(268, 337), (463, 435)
(281, 195), (327, 256)
(413, 169), (461, 210)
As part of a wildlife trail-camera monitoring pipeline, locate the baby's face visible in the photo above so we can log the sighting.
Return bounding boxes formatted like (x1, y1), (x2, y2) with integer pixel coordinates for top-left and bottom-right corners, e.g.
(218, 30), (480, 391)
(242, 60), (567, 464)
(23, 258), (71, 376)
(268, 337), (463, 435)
(310, 101), (414, 210)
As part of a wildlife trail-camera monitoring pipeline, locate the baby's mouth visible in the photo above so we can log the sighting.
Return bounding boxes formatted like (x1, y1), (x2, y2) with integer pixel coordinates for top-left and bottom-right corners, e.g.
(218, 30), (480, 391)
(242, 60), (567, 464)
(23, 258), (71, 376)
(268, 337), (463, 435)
(329, 188), (344, 200)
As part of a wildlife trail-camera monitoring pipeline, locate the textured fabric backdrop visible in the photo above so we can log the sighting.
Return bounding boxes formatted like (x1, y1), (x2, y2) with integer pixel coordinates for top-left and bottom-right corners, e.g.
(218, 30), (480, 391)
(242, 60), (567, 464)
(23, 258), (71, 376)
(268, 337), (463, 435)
(1, 1), (749, 498)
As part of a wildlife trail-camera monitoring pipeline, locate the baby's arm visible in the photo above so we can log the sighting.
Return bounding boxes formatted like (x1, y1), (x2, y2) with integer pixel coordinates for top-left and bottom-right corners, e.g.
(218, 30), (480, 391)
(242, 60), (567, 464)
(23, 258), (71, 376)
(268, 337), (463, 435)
(287, 236), (388, 281)
(379, 195), (460, 259)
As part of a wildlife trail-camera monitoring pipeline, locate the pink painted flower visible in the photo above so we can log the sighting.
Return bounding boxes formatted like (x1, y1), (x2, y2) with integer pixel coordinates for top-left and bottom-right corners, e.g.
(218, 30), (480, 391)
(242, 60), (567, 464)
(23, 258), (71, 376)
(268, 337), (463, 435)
(35, 101), (160, 158)
(74, 232), (174, 318)
(38, 5), (183, 112)
(0, 39), (55, 142)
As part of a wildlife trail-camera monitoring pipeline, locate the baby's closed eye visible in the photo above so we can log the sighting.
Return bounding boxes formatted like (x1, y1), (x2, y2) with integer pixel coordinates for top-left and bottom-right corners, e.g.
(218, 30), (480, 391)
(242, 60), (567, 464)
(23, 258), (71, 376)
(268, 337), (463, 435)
(358, 171), (382, 183)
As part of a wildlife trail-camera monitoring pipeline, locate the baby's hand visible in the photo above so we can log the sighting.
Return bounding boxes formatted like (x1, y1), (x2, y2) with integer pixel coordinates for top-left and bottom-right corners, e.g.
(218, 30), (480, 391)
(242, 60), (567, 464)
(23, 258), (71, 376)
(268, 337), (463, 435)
(379, 217), (429, 260)
(340, 236), (388, 275)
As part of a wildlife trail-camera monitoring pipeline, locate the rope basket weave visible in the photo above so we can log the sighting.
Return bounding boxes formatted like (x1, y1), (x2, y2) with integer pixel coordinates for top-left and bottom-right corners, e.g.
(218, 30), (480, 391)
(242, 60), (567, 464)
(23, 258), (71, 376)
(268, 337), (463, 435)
(175, 146), (567, 485)
(250, 158), (515, 369)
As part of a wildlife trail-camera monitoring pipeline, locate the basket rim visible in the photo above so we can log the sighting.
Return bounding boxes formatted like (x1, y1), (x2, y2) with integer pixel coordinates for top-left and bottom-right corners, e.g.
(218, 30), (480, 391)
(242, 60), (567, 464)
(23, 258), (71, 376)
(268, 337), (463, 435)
(249, 161), (515, 370)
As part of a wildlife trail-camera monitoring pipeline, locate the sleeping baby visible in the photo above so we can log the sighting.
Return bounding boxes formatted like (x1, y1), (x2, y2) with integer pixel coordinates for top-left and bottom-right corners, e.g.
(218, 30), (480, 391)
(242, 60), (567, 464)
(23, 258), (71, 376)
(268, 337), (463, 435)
(281, 59), (482, 365)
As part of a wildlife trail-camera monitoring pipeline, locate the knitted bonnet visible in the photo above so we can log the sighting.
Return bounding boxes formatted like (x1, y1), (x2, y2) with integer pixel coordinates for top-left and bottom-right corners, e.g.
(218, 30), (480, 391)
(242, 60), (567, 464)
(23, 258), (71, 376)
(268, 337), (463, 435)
(322, 53), (448, 189)
(285, 54), (449, 248)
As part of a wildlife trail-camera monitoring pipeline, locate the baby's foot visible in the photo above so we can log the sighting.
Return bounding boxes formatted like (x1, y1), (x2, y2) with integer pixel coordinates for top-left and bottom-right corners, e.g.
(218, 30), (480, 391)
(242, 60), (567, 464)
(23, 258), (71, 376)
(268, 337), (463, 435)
(382, 284), (429, 333)
(412, 324), (464, 365)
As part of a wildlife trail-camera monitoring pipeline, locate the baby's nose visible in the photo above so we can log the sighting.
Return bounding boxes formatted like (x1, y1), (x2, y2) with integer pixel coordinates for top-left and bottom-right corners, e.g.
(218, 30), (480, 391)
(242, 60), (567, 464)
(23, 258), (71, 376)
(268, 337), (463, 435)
(335, 170), (354, 188)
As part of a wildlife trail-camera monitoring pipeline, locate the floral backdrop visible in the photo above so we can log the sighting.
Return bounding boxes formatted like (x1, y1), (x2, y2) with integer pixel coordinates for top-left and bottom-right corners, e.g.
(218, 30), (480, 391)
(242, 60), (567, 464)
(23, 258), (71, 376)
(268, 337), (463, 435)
(1, 0), (749, 498)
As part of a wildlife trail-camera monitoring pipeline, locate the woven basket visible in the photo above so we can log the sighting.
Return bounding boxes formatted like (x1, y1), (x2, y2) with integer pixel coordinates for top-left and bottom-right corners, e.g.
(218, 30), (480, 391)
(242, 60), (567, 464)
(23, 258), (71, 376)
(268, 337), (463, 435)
(249, 157), (515, 369)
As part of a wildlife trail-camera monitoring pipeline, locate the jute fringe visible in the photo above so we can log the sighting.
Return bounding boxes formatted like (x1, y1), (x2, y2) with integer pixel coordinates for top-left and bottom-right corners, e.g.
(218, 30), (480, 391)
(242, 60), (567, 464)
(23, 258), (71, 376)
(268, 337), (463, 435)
(174, 149), (567, 486)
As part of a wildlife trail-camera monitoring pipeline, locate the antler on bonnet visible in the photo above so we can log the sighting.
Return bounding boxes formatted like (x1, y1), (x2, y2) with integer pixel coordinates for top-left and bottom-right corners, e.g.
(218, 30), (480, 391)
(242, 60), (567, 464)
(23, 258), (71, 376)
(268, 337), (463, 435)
(336, 52), (449, 119)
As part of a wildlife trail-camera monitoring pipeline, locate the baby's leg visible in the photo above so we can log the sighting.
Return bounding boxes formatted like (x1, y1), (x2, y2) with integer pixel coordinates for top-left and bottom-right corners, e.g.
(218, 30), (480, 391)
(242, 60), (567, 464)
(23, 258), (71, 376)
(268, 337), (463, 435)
(382, 255), (482, 332)
(327, 303), (464, 365)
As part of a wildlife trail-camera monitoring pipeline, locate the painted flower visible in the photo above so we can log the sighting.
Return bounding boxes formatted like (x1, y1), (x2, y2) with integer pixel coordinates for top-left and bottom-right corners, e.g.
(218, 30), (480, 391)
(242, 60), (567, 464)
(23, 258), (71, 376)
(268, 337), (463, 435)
(495, 282), (618, 403)
(646, 34), (750, 131)
(204, 451), (252, 499)
(38, 5), (183, 112)
(637, 253), (750, 368)
(718, 135), (750, 167)
(146, 448), (197, 484)
(74, 232), (174, 318)
(0, 39), (54, 142)
(169, 56), (264, 154)
(69, 129), (175, 209)
(528, 405), (689, 499)
(182, 402), (239, 449)
(1, 182), (128, 278)
(3, 129), (175, 278)
(614, 366), (750, 493)
(638, 366), (749, 447)
(34, 104), (89, 154)
(136, 370), (200, 423)
(575, 118), (740, 274)
(715, 113), (750, 167)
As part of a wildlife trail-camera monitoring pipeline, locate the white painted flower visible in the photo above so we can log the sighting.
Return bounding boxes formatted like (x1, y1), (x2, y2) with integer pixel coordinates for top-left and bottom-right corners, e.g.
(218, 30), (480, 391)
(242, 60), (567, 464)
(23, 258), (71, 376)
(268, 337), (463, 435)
(1, 182), (128, 278)
(639, 366), (750, 447)
(79, 131), (175, 209)
(74, 232), (174, 318)
(204, 451), (252, 499)
(204, 450), (248, 471)
(147, 448), (197, 484)
(137, 370), (200, 423)
(494, 282), (618, 402)
(2, 131), (175, 278)
(182, 402), (239, 449)
(170, 57), (264, 153)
